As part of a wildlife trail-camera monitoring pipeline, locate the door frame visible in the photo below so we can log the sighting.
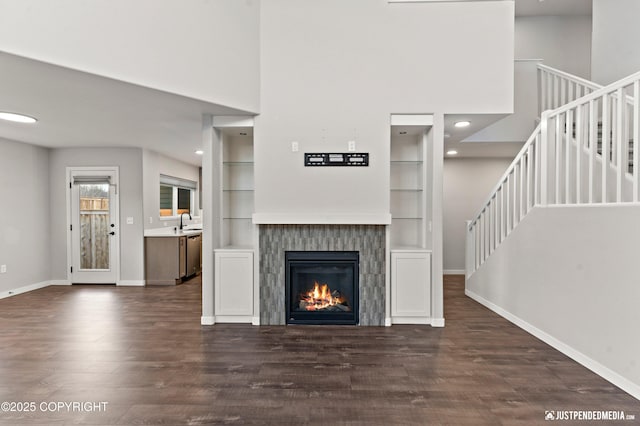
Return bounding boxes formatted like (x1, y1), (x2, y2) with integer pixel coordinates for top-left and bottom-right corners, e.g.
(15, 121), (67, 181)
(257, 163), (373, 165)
(66, 166), (120, 284)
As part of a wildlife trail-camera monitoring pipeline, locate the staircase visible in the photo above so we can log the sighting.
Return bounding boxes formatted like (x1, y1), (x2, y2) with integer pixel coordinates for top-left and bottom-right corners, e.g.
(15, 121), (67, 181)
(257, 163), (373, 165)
(466, 65), (640, 277)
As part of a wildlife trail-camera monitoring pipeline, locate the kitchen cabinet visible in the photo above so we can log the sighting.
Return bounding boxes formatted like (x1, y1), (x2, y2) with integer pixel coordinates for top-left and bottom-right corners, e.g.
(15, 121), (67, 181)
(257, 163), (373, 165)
(145, 231), (201, 285)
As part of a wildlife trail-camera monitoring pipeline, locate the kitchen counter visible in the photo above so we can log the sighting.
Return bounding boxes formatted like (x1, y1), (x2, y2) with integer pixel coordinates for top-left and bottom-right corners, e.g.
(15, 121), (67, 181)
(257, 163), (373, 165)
(144, 227), (202, 238)
(145, 228), (202, 284)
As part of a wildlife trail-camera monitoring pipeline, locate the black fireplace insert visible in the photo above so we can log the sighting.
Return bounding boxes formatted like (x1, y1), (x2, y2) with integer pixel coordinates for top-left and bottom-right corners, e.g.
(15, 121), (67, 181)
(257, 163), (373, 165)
(285, 251), (359, 325)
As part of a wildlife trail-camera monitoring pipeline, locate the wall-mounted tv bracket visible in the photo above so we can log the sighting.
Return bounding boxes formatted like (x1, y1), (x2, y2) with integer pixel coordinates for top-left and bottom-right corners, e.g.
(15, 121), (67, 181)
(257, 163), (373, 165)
(304, 153), (369, 167)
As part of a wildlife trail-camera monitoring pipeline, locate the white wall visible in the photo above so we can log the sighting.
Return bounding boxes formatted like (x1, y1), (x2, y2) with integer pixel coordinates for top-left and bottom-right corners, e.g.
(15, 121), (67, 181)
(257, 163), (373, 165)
(443, 157), (511, 273)
(466, 205), (640, 399)
(255, 0), (514, 217)
(0, 139), (50, 294)
(592, 0), (640, 85)
(515, 15), (592, 79)
(0, 0), (260, 113)
(49, 148), (144, 282)
(142, 150), (201, 230)
(463, 60), (540, 144)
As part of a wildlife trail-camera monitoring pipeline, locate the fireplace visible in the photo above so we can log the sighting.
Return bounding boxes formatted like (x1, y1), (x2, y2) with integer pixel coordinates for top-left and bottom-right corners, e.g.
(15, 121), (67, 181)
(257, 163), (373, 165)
(285, 251), (359, 325)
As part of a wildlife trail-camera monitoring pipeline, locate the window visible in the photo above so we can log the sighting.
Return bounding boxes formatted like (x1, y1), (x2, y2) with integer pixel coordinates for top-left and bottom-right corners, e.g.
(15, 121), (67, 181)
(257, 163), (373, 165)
(159, 175), (197, 217)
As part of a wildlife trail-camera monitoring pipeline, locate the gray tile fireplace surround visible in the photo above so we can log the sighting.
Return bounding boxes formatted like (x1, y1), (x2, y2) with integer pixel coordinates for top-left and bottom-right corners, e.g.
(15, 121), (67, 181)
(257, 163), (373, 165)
(259, 224), (386, 326)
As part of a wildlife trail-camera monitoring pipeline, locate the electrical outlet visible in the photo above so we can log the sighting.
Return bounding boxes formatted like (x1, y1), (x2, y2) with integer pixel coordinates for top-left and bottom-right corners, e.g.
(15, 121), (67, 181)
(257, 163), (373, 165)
(291, 141), (299, 152)
(126, 217), (134, 225)
(348, 140), (356, 152)
(149, 217), (153, 224)
(0, 265), (6, 274)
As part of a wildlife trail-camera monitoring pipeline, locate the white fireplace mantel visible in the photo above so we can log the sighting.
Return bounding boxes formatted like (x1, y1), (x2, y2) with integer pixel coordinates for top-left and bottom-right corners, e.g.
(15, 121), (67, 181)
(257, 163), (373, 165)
(252, 212), (392, 225)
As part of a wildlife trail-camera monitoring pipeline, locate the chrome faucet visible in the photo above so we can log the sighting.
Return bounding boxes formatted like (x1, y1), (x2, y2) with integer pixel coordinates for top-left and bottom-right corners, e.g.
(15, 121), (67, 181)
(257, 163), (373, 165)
(179, 212), (192, 230)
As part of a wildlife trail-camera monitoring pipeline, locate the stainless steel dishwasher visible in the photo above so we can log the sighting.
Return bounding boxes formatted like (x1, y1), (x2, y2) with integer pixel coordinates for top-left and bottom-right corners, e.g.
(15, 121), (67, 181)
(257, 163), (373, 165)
(186, 234), (201, 277)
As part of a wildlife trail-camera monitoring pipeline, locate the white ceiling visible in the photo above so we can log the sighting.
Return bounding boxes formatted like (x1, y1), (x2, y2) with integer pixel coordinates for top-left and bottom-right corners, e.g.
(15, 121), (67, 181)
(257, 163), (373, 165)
(0, 52), (250, 166)
(443, 113), (524, 158)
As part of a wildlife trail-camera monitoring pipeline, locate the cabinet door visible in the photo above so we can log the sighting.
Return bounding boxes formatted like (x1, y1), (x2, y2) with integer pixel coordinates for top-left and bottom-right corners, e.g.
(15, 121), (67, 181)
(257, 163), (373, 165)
(145, 237), (181, 285)
(391, 251), (431, 318)
(215, 251), (253, 316)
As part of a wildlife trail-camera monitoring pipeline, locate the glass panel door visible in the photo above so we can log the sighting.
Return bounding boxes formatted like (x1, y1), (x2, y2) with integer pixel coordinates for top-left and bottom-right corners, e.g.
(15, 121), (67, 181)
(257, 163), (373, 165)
(70, 169), (118, 284)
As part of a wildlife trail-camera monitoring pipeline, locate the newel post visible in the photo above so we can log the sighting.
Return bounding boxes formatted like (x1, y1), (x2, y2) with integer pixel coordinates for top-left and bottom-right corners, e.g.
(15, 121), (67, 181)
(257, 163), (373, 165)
(465, 220), (474, 278)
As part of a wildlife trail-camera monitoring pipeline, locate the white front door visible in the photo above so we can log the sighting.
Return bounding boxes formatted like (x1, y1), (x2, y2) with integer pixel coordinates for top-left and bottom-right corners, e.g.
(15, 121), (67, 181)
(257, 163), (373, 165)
(68, 168), (119, 284)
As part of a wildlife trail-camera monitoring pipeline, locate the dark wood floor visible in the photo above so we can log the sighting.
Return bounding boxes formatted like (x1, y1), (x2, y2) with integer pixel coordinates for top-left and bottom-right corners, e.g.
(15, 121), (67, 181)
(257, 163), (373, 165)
(0, 275), (637, 425)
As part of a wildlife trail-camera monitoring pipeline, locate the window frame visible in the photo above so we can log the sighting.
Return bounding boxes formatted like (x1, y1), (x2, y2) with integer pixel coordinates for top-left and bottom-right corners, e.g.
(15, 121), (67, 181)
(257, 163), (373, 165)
(159, 175), (197, 219)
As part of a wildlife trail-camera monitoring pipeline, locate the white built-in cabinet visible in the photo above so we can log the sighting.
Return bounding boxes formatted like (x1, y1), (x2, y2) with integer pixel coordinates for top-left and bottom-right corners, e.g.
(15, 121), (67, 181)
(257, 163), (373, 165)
(391, 250), (431, 323)
(215, 249), (254, 320)
(214, 124), (257, 324)
(389, 117), (433, 324)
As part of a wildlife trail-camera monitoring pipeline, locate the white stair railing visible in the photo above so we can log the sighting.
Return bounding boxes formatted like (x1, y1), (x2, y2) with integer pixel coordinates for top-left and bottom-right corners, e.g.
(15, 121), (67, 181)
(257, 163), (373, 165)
(467, 69), (640, 277)
(466, 125), (542, 275)
(543, 71), (640, 205)
(538, 64), (602, 116)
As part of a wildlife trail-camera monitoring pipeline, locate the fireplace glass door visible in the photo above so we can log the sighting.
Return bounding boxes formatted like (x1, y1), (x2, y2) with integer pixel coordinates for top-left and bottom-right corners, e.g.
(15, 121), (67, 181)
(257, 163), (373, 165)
(285, 251), (359, 325)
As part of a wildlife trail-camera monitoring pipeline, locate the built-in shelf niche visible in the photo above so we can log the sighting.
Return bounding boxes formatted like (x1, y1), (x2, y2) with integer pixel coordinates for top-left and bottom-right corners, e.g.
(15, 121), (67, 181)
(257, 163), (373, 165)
(221, 130), (255, 248)
(390, 124), (431, 249)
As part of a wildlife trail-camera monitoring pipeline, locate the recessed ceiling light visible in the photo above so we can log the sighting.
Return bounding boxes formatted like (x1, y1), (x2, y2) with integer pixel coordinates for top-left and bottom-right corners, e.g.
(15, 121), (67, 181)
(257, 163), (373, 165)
(454, 121), (470, 128)
(447, 150), (458, 155)
(0, 111), (37, 123)
(195, 150), (204, 155)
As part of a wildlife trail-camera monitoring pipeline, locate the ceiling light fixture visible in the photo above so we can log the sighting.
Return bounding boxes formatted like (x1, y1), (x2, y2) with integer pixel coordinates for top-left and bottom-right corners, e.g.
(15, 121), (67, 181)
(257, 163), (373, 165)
(195, 150), (204, 155)
(0, 111), (38, 123)
(454, 121), (470, 128)
(447, 150), (458, 156)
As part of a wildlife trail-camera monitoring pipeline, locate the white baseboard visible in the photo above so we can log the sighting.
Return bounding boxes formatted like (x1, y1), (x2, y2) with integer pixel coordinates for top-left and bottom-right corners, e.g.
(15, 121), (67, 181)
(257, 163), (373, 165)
(0, 281), (50, 300)
(444, 269), (465, 275)
(431, 318), (445, 327)
(465, 289), (640, 401)
(201, 316), (215, 325)
(117, 280), (145, 286)
(50, 280), (71, 285)
(214, 315), (253, 324)
(391, 316), (431, 325)
(251, 316), (260, 326)
(385, 317), (392, 327)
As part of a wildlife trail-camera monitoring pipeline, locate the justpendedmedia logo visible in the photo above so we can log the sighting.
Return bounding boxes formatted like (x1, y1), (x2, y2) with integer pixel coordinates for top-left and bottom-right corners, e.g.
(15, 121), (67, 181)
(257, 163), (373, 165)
(545, 410), (635, 421)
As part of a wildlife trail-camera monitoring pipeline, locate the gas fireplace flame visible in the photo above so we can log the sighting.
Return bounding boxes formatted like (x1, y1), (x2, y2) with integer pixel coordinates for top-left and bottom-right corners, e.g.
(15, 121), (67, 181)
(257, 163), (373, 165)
(300, 281), (349, 311)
